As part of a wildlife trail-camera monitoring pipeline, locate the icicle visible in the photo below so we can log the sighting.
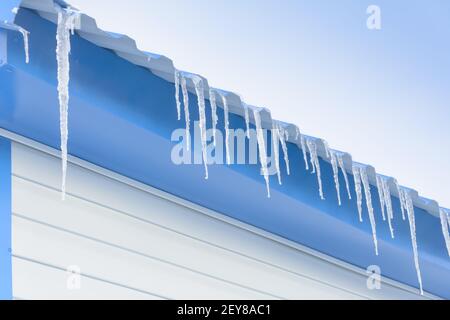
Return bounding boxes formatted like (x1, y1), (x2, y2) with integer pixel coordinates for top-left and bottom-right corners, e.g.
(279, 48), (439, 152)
(402, 189), (423, 295)
(192, 76), (209, 180)
(180, 75), (191, 151)
(218, 92), (231, 165)
(18, 27), (29, 64)
(244, 104), (250, 139)
(329, 151), (341, 206)
(174, 70), (181, 121)
(306, 139), (324, 200)
(337, 153), (351, 200)
(278, 124), (290, 176)
(352, 166), (363, 222)
(56, 8), (80, 200)
(394, 179), (406, 220)
(271, 125), (282, 185)
(253, 109), (270, 198)
(376, 175), (386, 221)
(323, 140), (331, 159)
(439, 208), (450, 257)
(295, 127), (300, 140)
(359, 166), (378, 256)
(381, 177), (395, 238)
(209, 89), (218, 147)
(300, 134), (309, 171)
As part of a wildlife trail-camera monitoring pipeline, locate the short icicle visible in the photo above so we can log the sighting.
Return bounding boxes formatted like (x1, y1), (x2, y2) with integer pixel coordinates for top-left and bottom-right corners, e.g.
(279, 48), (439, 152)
(402, 188), (423, 295)
(180, 75), (191, 151)
(359, 166), (378, 256)
(329, 151), (341, 206)
(352, 165), (363, 222)
(439, 208), (450, 257)
(55, 8), (81, 200)
(306, 138), (324, 200)
(337, 153), (351, 200)
(18, 27), (30, 64)
(253, 108), (270, 198)
(209, 89), (218, 146)
(192, 76), (209, 180)
(174, 70), (181, 120)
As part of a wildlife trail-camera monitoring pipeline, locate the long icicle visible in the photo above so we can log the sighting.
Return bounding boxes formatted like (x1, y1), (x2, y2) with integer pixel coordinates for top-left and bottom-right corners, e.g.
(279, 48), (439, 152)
(180, 75), (191, 151)
(192, 76), (209, 180)
(219, 92), (231, 165)
(174, 69), (181, 120)
(376, 175), (386, 221)
(300, 134), (309, 170)
(394, 179), (406, 220)
(359, 166), (378, 256)
(253, 109), (270, 198)
(56, 8), (80, 200)
(18, 27), (30, 64)
(278, 124), (290, 176)
(439, 208), (450, 257)
(330, 151), (341, 206)
(209, 89), (218, 147)
(337, 153), (352, 200)
(306, 139), (324, 200)
(271, 125), (282, 185)
(352, 165), (363, 222)
(402, 189), (423, 295)
(381, 177), (395, 238)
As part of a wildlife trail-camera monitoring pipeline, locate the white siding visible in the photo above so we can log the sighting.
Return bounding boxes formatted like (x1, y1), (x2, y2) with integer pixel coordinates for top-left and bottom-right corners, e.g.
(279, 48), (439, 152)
(10, 140), (430, 300)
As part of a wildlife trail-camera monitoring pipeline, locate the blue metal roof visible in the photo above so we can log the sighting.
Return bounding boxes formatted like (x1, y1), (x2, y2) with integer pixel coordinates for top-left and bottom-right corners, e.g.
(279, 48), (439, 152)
(0, 1), (449, 298)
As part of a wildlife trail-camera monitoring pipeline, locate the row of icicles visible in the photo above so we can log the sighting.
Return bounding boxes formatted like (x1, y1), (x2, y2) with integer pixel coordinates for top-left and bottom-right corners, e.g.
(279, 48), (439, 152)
(174, 69), (450, 295)
(11, 5), (448, 296)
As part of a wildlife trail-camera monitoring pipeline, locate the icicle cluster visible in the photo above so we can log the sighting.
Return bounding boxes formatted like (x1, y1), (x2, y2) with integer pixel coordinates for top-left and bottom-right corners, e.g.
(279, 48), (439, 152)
(18, 27), (29, 64)
(55, 8), (80, 200)
(401, 188), (423, 295)
(253, 108), (270, 198)
(192, 76), (209, 180)
(439, 208), (450, 257)
(306, 138), (324, 200)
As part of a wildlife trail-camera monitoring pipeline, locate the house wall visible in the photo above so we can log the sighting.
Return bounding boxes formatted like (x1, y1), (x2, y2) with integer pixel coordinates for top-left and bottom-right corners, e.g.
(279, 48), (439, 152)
(9, 138), (428, 300)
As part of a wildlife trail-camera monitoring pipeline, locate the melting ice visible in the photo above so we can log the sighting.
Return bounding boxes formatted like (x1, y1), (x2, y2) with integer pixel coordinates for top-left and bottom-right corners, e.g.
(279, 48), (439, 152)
(192, 76), (209, 180)
(253, 108), (270, 198)
(402, 188), (423, 295)
(55, 8), (80, 200)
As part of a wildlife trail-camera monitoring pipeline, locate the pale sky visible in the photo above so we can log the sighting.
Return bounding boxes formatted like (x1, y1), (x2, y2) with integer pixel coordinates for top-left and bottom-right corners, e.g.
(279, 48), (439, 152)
(67, 0), (450, 208)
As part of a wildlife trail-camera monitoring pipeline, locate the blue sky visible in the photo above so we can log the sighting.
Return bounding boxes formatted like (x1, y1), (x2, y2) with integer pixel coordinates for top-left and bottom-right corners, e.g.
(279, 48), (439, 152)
(69, 0), (450, 207)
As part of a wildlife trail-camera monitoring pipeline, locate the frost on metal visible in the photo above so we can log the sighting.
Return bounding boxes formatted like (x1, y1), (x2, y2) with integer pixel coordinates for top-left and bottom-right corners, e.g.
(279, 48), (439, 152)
(209, 89), (218, 146)
(253, 108), (270, 198)
(402, 188), (424, 295)
(55, 7), (80, 200)
(18, 27), (30, 64)
(440, 208), (450, 257)
(192, 76), (209, 180)
(306, 138), (324, 200)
